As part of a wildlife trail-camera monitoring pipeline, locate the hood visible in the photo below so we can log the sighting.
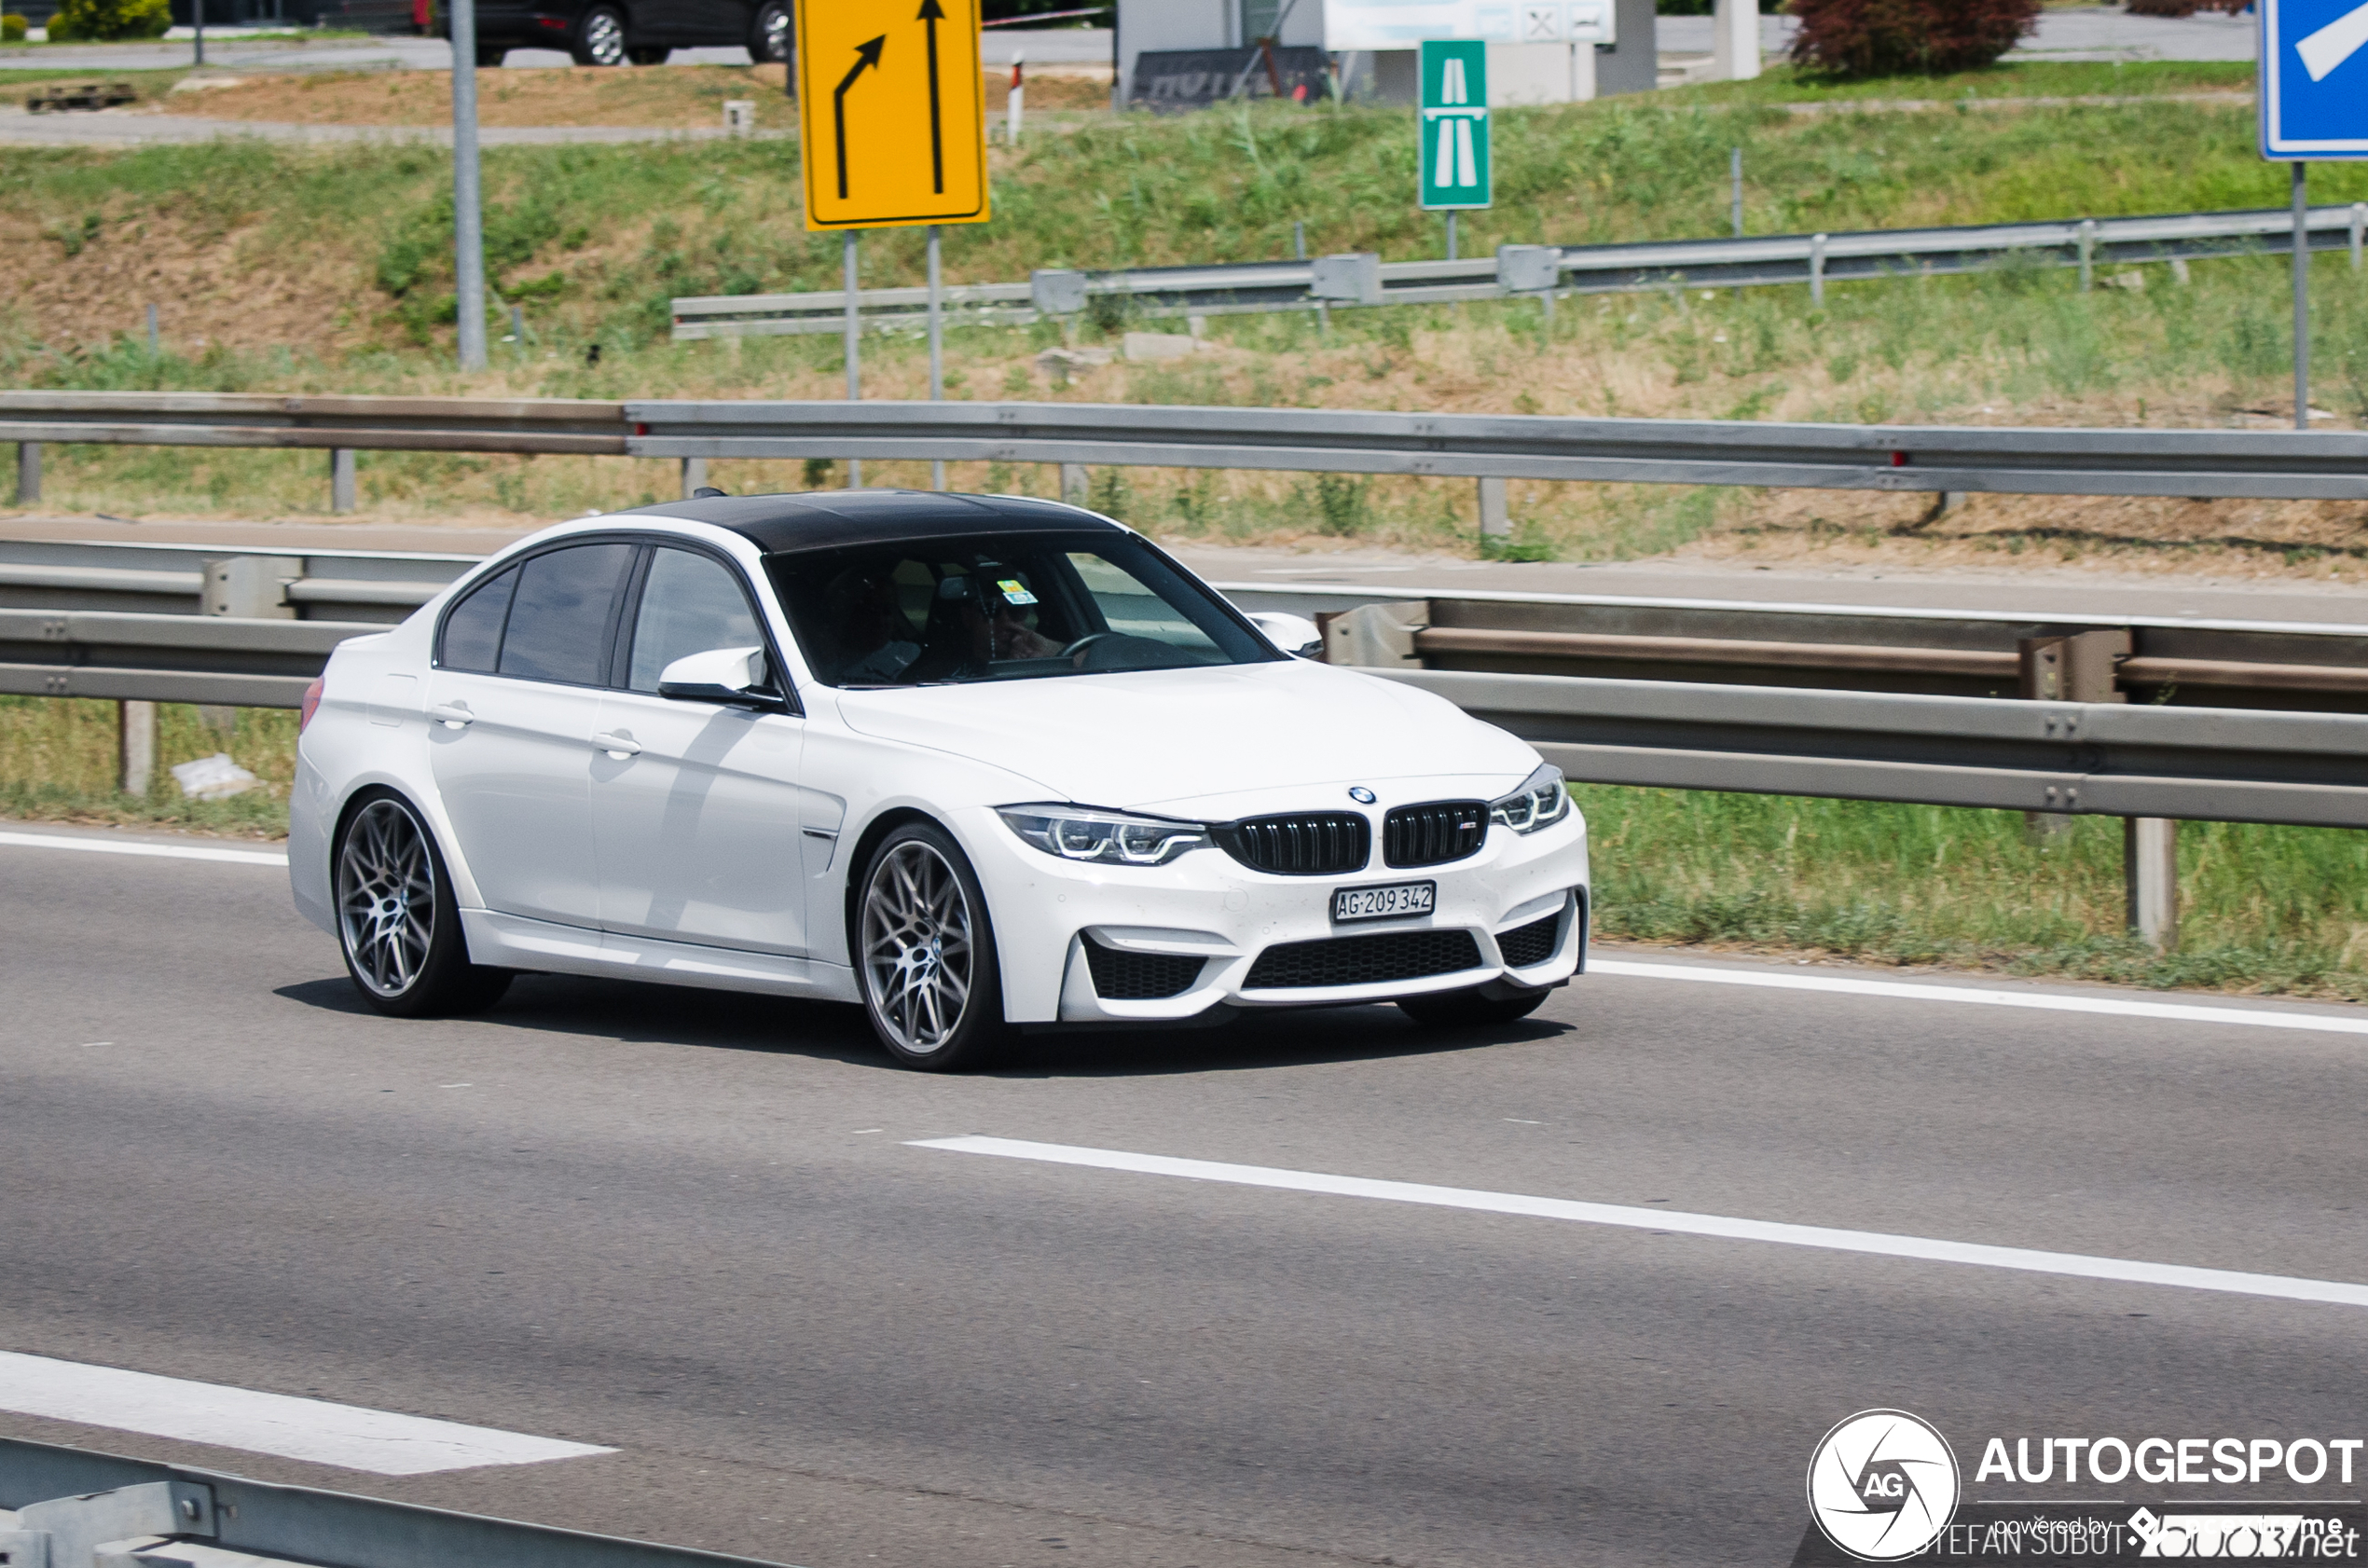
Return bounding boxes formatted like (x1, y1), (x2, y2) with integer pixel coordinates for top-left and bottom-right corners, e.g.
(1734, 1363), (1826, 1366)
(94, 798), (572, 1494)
(832, 660), (1536, 811)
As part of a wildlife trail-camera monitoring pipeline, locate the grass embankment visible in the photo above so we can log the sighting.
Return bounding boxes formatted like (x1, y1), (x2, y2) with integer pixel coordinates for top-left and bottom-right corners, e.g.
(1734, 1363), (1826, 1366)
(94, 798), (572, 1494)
(0, 695), (295, 836)
(7, 695), (2362, 1000)
(2, 62), (2363, 568)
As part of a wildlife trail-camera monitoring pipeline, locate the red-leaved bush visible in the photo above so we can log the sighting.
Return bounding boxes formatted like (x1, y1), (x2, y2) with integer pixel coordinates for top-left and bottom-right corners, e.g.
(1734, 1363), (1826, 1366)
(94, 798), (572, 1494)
(1786, 0), (2041, 76)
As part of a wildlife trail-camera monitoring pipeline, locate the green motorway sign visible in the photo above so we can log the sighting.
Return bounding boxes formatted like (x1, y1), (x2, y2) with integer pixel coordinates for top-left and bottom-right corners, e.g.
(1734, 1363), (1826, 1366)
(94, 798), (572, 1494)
(1418, 39), (1491, 211)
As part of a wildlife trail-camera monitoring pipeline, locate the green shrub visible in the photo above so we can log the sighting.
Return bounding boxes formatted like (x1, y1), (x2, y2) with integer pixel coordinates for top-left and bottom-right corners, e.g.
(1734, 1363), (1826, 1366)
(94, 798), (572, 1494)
(0, 13), (28, 40)
(46, 0), (170, 41)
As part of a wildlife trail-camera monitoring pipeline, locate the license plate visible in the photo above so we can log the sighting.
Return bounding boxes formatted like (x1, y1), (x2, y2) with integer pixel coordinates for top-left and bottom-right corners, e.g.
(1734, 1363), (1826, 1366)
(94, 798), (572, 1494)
(1332, 881), (1436, 923)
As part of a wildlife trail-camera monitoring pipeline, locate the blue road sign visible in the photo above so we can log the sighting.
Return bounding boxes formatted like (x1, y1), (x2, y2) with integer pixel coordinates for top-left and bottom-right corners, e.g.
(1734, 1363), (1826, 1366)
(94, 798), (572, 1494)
(2262, 0), (2368, 158)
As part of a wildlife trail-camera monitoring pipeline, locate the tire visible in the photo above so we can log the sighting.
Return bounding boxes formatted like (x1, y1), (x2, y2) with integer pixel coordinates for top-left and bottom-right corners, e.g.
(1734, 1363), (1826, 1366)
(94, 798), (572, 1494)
(570, 5), (626, 66)
(335, 791), (512, 1019)
(748, 0), (790, 63)
(626, 44), (668, 63)
(1397, 985), (1550, 1028)
(855, 822), (1008, 1071)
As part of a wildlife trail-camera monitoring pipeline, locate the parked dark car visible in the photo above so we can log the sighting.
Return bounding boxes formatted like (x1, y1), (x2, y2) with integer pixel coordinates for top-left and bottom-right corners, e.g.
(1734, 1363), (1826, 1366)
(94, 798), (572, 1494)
(446, 0), (790, 68)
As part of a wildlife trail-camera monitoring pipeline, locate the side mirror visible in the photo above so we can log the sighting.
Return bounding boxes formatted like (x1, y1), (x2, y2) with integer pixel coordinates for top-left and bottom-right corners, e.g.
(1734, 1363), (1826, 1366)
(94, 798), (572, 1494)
(657, 646), (776, 707)
(1246, 611), (1324, 659)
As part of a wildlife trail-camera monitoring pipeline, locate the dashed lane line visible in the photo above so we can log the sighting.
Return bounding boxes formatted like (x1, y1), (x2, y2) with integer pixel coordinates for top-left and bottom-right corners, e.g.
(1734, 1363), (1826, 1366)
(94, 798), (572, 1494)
(914, 1136), (2368, 1312)
(0, 1351), (613, 1475)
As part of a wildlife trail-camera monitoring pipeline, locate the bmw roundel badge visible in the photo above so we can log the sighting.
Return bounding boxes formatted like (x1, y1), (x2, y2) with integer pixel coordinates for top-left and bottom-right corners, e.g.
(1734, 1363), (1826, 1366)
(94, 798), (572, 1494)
(1348, 786), (1377, 805)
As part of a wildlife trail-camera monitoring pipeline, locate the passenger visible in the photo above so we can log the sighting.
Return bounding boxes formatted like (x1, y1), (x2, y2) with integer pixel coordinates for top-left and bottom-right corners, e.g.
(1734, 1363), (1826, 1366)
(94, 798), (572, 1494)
(825, 565), (923, 682)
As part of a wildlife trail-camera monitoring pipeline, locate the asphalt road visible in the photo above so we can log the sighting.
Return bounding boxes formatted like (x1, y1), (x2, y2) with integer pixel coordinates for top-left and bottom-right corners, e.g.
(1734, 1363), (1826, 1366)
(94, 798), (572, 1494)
(6, 826), (2368, 1568)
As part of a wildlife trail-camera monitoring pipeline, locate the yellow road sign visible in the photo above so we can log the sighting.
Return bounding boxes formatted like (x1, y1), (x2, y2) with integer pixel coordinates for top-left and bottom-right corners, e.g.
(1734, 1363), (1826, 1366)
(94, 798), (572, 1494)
(798, 0), (989, 231)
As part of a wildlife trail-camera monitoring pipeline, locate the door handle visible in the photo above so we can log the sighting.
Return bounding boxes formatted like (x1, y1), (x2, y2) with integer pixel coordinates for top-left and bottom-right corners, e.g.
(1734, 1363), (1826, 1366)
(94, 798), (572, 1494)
(592, 731), (642, 758)
(427, 703), (474, 729)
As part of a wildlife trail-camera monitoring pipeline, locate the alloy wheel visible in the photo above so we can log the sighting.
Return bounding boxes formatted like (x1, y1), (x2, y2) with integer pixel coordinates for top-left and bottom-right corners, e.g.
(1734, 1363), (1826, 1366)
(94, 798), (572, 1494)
(583, 10), (625, 65)
(337, 799), (436, 999)
(756, 4), (790, 62)
(860, 840), (975, 1056)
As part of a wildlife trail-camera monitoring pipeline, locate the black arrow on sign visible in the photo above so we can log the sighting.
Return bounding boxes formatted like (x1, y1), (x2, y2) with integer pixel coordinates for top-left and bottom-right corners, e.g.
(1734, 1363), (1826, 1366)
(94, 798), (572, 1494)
(833, 34), (886, 201)
(917, 0), (944, 194)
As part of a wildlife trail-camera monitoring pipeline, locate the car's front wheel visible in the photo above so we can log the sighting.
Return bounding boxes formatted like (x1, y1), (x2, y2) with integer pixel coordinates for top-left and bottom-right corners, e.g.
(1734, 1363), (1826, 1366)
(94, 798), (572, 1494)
(335, 791), (511, 1018)
(856, 823), (1007, 1071)
(1397, 985), (1549, 1027)
(571, 5), (627, 65)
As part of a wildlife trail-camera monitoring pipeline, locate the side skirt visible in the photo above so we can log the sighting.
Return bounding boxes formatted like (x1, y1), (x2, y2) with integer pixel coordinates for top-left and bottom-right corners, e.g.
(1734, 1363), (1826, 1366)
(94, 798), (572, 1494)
(460, 910), (861, 1004)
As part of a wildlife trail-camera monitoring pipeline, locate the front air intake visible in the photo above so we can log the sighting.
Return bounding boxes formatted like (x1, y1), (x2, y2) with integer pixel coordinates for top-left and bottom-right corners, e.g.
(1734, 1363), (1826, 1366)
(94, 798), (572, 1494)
(1216, 812), (1370, 876)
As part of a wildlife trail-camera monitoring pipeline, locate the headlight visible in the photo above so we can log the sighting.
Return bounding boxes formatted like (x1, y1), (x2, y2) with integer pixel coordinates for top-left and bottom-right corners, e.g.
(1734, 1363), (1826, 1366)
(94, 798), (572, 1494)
(997, 805), (1210, 867)
(1489, 763), (1571, 834)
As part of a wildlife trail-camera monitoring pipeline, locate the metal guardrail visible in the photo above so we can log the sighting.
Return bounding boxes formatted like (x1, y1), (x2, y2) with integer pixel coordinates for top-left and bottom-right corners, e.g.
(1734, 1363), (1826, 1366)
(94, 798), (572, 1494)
(0, 394), (627, 456)
(1386, 668), (2368, 830)
(621, 402), (2368, 502)
(0, 1437), (795, 1568)
(7, 393), (2363, 514)
(7, 598), (2368, 833)
(9, 540), (2368, 709)
(0, 609), (364, 708)
(669, 202), (2368, 337)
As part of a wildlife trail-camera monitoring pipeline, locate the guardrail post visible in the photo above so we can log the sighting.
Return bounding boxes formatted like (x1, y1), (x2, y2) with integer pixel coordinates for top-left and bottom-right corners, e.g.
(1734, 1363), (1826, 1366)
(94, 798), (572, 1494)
(680, 457), (708, 499)
(118, 700), (156, 798)
(1060, 463), (1089, 506)
(2078, 218), (2097, 291)
(329, 448), (356, 514)
(14, 441), (37, 504)
(2352, 203), (2364, 271)
(2126, 817), (2178, 951)
(1810, 235), (1827, 308)
(1478, 476), (1510, 539)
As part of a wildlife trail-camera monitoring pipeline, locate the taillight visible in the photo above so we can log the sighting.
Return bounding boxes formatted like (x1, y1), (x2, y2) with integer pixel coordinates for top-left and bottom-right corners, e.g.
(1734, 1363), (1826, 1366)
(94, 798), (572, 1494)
(299, 676), (324, 733)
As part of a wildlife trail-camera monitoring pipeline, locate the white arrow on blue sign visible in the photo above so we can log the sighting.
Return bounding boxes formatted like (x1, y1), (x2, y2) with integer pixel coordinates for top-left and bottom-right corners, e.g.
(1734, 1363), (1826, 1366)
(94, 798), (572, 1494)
(2262, 0), (2368, 158)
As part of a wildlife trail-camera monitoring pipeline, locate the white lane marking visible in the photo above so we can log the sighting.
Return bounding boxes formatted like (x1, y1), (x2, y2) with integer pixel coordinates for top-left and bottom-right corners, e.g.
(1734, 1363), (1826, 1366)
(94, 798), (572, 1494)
(915, 1136), (2368, 1312)
(0, 1352), (613, 1475)
(1590, 957), (2368, 1038)
(0, 831), (287, 868)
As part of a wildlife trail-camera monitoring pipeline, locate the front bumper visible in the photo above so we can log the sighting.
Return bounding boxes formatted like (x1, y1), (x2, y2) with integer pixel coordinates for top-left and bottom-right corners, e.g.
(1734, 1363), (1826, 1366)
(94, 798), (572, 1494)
(956, 803), (1590, 1025)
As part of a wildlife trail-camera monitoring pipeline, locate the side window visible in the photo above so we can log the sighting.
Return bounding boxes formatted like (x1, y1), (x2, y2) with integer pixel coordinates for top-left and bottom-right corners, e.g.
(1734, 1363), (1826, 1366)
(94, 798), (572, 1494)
(439, 566), (516, 673)
(497, 543), (635, 685)
(627, 548), (766, 694)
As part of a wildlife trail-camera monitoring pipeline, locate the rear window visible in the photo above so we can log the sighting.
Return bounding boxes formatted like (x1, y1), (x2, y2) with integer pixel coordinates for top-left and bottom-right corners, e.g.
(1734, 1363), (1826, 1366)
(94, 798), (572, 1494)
(496, 543), (635, 686)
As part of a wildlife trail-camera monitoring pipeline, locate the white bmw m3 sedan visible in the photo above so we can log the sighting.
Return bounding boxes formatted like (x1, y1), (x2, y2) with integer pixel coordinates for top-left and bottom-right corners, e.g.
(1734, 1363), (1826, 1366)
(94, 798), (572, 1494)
(289, 490), (1590, 1069)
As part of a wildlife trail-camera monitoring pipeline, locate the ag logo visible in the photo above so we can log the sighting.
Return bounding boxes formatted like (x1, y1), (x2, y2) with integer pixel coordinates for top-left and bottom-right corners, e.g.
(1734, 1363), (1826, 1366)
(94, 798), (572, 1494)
(1807, 1410), (1961, 1561)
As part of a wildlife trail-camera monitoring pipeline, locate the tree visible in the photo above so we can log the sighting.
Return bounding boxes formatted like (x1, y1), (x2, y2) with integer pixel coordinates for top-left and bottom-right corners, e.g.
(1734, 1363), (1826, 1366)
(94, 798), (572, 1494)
(1786, 0), (2039, 76)
(46, 0), (170, 40)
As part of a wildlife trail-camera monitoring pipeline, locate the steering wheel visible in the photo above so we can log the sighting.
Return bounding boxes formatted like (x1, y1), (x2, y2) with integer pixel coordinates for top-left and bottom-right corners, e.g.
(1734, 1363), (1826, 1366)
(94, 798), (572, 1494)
(1059, 631), (1124, 662)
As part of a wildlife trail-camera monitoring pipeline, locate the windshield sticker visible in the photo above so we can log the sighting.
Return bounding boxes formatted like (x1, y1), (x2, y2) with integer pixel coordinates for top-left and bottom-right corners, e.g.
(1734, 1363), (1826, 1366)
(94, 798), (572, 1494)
(998, 579), (1039, 606)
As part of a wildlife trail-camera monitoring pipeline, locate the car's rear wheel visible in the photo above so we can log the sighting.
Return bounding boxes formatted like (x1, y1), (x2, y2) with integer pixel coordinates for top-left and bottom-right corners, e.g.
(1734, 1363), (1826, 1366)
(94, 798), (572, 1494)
(336, 791), (511, 1018)
(1397, 985), (1549, 1027)
(749, 0), (790, 63)
(857, 823), (1007, 1071)
(571, 5), (626, 65)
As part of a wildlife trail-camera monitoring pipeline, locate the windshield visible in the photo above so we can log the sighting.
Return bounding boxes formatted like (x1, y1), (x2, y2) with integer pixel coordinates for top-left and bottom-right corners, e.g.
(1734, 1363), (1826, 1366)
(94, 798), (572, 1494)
(765, 530), (1281, 689)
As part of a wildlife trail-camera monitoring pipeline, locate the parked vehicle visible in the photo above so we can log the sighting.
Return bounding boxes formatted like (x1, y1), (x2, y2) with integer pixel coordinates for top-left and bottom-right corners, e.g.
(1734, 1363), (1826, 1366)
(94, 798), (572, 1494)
(289, 491), (1590, 1069)
(450, 0), (790, 68)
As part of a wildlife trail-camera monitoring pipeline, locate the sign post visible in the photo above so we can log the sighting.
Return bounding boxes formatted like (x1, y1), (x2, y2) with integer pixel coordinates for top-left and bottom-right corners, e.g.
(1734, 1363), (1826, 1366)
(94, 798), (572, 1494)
(1419, 39), (1490, 260)
(798, 0), (989, 487)
(2259, 0), (2368, 428)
